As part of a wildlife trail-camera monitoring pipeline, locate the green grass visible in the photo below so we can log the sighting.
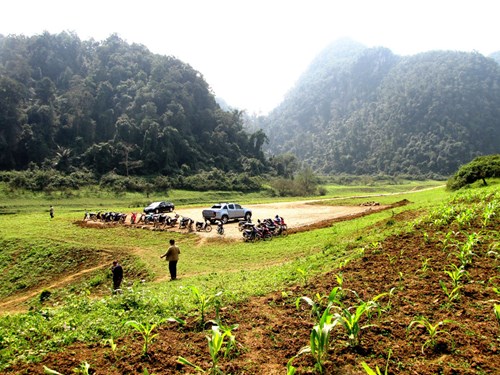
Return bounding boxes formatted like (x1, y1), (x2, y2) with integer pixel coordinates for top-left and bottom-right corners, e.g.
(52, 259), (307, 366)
(0, 180), (454, 369)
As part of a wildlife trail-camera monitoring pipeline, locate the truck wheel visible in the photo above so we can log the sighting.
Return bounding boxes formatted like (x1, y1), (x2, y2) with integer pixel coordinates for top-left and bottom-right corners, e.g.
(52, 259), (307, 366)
(221, 215), (229, 224)
(245, 212), (252, 221)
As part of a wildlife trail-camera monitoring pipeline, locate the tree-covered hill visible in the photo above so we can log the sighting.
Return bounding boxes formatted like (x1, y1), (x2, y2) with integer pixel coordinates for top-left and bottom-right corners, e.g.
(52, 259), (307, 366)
(263, 40), (500, 177)
(0, 32), (268, 177)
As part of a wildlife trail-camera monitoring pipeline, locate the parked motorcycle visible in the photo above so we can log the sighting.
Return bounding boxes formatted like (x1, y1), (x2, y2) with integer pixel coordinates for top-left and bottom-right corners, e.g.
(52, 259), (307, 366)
(238, 219), (253, 232)
(165, 214), (179, 227)
(196, 220), (212, 232)
(179, 217), (194, 230)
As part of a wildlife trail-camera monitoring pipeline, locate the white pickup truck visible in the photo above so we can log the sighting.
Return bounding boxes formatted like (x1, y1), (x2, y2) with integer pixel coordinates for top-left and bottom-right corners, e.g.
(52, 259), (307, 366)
(202, 203), (252, 224)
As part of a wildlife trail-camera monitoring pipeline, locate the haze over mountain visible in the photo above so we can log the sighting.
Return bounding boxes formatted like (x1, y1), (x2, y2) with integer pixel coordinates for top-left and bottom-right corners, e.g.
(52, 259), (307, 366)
(261, 39), (500, 177)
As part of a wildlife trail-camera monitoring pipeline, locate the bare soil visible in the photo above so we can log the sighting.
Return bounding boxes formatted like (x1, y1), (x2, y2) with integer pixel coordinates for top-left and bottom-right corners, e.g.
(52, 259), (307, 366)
(5, 200), (500, 374)
(78, 200), (394, 239)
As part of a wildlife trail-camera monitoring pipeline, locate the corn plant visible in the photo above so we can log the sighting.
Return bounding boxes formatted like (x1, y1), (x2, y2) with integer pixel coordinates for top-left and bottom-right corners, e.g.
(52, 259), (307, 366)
(439, 280), (462, 303)
(455, 207), (476, 228)
(420, 257), (432, 274)
(408, 316), (455, 353)
(296, 267), (308, 286)
(125, 320), (159, 357)
(482, 201), (498, 226)
(298, 308), (337, 373)
(178, 325), (234, 374)
(189, 286), (223, 329)
(360, 349), (392, 375)
(296, 286), (344, 321)
(73, 362), (91, 375)
(455, 232), (479, 267)
(494, 304), (500, 327)
(333, 301), (375, 347)
(286, 357), (297, 375)
(444, 264), (469, 288)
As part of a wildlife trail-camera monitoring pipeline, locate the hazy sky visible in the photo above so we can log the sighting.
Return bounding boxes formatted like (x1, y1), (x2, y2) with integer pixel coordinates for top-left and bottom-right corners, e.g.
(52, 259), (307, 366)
(1, 0), (499, 114)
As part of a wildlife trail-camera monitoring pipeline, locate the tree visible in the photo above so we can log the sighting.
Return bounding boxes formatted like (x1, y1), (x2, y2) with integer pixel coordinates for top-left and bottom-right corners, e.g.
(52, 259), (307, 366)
(446, 154), (500, 190)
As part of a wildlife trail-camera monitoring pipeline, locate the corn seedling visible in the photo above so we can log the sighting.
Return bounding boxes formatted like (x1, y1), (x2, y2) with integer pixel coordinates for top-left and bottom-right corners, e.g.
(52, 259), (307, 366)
(360, 349), (392, 375)
(408, 316), (455, 353)
(73, 361), (91, 375)
(333, 301), (375, 347)
(494, 304), (500, 327)
(423, 231), (430, 244)
(178, 325), (234, 374)
(455, 208), (476, 228)
(482, 201), (498, 226)
(420, 257), (432, 274)
(298, 308), (337, 373)
(455, 232), (479, 267)
(189, 286), (223, 329)
(297, 286), (344, 321)
(286, 357), (297, 375)
(296, 267), (308, 286)
(444, 264), (469, 288)
(439, 280), (462, 303)
(125, 320), (158, 357)
(103, 337), (117, 352)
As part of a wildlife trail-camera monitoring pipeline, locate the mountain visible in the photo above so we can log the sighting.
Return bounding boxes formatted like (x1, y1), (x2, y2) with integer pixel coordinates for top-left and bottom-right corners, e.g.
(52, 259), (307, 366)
(263, 40), (500, 177)
(0, 32), (267, 176)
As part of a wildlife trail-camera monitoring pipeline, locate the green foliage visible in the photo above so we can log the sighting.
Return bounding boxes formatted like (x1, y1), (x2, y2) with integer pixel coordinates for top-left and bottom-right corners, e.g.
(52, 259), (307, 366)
(125, 320), (159, 357)
(0, 32), (268, 178)
(447, 154), (500, 190)
(265, 42), (500, 177)
(298, 308), (337, 373)
(189, 286), (223, 329)
(178, 325), (237, 374)
(408, 317), (455, 353)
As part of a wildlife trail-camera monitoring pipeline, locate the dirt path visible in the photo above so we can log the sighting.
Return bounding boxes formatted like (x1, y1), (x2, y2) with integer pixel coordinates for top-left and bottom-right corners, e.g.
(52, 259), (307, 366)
(0, 264), (109, 314)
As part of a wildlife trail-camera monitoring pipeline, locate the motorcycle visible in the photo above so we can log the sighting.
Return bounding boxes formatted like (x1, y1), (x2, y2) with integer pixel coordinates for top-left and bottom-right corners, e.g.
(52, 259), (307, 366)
(217, 221), (224, 235)
(179, 217), (194, 230)
(238, 219), (253, 232)
(196, 220), (212, 232)
(165, 213), (179, 227)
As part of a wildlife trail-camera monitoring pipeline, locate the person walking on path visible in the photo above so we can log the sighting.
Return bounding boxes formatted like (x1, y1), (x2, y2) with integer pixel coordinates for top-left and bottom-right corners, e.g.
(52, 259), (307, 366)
(111, 260), (123, 293)
(49, 206), (54, 219)
(160, 239), (181, 281)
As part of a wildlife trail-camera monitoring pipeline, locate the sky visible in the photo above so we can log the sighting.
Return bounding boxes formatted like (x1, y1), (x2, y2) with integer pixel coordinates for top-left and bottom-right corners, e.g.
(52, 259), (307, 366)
(1, 0), (499, 114)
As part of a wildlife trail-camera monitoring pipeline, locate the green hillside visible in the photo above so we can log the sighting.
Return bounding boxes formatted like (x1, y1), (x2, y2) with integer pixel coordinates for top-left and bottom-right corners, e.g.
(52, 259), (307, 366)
(263, 40), (500, 177)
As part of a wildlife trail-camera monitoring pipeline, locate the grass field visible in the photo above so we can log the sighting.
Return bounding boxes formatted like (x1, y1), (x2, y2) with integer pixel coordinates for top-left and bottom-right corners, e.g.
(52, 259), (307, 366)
(4, 179), (494, 373)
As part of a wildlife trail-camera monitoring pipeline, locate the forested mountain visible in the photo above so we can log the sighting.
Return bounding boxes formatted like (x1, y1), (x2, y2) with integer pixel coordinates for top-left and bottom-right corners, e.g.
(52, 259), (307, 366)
(263, 39), (500, 177)
(0, 32), (268, 177)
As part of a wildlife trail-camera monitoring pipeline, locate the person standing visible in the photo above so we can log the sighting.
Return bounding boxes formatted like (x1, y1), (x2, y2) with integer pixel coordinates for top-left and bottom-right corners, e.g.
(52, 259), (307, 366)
(160, 239), (181, 281)
(49, 206), (54, 219)
(111, 260), (123, 293)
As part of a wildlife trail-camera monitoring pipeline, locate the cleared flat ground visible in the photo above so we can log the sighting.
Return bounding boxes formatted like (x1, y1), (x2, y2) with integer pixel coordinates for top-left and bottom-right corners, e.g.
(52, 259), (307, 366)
(166, 200), (386, 239)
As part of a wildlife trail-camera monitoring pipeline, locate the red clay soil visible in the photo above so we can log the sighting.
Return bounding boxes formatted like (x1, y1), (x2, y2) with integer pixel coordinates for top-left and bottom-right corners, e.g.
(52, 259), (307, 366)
(6, 210), (500, 374)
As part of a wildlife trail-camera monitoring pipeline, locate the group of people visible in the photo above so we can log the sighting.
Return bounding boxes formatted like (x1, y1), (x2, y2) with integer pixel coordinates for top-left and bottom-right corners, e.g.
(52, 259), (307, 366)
(111, 239), (181, 293)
